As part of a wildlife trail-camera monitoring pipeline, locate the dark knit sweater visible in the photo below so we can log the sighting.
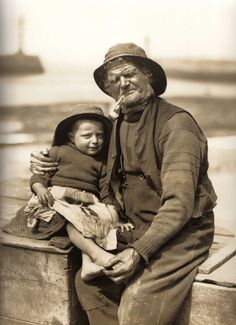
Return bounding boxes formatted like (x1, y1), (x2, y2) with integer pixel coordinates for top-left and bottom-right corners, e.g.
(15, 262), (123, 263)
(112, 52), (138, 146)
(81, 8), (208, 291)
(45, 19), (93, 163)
(103, 97), (217, 262)
(30, 143), (107, 198)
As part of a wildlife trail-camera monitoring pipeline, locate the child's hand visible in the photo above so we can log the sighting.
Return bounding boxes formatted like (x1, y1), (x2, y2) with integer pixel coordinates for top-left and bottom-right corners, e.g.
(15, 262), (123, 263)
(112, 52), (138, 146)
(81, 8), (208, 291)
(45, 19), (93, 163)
(114, 222), (134, 232)
(36, 188), (54, 207)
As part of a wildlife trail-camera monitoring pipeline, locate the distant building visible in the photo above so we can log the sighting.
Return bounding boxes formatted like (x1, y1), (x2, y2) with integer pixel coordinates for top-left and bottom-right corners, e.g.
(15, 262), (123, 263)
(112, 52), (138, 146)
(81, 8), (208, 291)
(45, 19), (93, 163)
(0, 17), (44, 75)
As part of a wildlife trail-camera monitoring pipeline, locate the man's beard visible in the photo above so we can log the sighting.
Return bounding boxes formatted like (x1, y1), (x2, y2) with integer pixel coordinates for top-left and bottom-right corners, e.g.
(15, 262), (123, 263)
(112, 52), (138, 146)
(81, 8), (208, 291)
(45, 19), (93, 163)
(121, 83), (155, 113)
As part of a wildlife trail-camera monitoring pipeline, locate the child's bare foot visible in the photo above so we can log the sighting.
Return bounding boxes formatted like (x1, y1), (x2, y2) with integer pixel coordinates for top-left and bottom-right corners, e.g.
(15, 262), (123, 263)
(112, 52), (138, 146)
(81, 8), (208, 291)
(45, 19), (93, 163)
(81, 262), (104, 281)
(93, 250), (115, 267)
(81, 251), (123, 281)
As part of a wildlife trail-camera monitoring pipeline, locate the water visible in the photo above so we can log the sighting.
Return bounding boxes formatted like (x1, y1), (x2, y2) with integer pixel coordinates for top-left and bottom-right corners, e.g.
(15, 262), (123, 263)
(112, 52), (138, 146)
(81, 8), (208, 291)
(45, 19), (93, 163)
(0, 70), (236, 106)
(1, 71), (236, 145)
(0, 69), (111, 106)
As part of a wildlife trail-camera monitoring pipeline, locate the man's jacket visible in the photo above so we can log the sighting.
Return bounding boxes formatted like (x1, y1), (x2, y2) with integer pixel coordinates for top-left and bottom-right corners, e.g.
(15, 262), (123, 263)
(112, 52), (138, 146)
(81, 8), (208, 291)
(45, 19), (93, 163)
(102, 98), (217, 262)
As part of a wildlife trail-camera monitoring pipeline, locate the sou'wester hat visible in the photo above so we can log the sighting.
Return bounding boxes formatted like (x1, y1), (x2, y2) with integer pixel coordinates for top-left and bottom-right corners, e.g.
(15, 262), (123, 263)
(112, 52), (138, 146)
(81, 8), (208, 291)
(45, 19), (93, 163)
(52, 104), (111, 146)
(94, 42), (167, 97)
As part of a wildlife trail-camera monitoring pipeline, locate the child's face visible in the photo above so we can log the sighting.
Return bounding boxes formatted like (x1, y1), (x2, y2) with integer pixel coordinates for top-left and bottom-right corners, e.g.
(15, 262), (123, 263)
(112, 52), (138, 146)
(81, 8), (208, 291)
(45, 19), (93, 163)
(70, 119), (105, 156)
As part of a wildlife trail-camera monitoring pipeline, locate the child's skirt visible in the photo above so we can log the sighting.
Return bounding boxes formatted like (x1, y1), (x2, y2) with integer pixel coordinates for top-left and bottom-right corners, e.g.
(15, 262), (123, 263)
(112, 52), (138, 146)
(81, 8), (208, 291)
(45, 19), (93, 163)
(3, 186), (117, 250)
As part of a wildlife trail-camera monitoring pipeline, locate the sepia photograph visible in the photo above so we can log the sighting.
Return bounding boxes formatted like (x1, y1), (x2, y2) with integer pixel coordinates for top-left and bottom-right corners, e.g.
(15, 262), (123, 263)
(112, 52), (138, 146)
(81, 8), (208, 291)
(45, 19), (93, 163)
(0, 0), (235, 324)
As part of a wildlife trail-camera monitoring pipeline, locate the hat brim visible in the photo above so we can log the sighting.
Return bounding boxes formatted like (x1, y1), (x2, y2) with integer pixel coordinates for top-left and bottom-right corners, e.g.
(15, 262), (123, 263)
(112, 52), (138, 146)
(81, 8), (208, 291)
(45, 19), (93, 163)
(52, 113), (112, 147)
(94, 55), (167, 97)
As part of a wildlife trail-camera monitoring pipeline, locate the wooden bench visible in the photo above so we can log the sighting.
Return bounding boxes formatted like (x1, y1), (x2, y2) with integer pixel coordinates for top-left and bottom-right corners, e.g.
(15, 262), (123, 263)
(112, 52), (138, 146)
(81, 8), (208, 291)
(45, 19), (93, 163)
(0, 232), (88, 325)
(0, 178), (89, 325)
(0, 178), (236, 325)
(176, 235), (236, 325)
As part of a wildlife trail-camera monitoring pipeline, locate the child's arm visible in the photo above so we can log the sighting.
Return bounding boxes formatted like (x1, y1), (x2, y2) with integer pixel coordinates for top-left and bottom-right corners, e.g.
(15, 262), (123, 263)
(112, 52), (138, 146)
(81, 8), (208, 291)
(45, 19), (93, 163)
(30, 146), (59, 195)
(32, 182), (54, 207)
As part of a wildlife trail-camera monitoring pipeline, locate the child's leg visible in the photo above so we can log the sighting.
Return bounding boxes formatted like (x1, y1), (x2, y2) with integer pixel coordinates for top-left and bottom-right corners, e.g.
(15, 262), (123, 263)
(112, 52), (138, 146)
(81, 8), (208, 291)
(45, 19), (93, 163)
(81, 253), (105, 281)
(67, 223), (115, 265)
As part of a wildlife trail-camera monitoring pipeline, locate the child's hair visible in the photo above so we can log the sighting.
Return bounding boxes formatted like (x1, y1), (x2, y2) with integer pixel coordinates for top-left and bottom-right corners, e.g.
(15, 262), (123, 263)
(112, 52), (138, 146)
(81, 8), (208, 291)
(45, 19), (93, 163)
(68, 116), (105, 143)
(69, 116), (103, 135)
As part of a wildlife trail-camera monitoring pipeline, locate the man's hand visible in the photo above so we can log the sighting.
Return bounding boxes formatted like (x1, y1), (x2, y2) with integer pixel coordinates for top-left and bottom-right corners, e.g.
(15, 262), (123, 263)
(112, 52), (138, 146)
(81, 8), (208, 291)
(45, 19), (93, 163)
(103, 248), (142, 284)
(30, 148), (58, 175)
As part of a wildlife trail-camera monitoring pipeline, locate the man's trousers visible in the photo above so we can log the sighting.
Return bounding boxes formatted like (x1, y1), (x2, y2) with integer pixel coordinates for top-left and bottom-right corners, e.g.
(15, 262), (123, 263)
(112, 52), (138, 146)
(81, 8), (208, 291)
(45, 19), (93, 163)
(75, 212), (214, 325)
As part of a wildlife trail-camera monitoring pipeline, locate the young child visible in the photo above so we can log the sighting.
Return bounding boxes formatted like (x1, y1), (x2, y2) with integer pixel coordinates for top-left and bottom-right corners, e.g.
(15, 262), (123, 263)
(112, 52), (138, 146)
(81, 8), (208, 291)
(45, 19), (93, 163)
(4, 104), (133, 280)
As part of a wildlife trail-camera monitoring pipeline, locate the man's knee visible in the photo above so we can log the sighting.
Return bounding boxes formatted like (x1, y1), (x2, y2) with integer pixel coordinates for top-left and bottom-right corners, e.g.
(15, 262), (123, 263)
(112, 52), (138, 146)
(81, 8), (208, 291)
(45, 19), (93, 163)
(75, 271), (119, 311)
(118, 281), (151, 325)
(75, 271), (120, 325)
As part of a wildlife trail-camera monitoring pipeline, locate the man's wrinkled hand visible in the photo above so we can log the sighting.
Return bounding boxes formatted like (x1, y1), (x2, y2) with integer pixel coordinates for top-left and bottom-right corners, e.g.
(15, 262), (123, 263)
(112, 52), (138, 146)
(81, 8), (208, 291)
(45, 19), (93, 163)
(30, 148), (58, 175)
(103, 248), (142, 284)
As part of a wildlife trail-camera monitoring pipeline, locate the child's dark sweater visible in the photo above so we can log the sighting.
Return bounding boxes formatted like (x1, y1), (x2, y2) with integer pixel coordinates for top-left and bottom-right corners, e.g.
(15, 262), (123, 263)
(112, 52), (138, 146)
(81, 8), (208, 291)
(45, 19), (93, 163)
(30, 143), (107, 198)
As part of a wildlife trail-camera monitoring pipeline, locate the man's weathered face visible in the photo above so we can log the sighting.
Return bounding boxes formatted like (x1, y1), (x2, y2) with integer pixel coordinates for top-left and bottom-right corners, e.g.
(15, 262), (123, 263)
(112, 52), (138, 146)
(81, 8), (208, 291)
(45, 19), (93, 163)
(106, 63), (153, 107)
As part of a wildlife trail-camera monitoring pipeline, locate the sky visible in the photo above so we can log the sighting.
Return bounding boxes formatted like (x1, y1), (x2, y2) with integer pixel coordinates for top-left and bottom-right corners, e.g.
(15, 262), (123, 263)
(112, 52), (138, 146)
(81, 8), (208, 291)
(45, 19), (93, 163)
(0, 0), (235, 68)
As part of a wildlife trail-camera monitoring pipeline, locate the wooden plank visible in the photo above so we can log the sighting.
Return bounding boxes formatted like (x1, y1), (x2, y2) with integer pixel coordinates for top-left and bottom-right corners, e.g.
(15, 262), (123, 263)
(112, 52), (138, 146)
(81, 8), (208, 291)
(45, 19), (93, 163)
(213, 233), (234, 245)
(0, 245), (76, 284)
(0, 197), (27, 228)
(175, 282), (236, 325)
(0, 242), (85, 325)
(198, 238), (236, 274)
(0, 178), (31, 228)
(196, 255), (236, 287)
(0, 230), (73, 254)
(1, 278), (72, 323)
(0, 177), (31, 200)
(0, 311), (88, 325)
(214, 225), (235, 237)
(0, 316), (38, 325)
